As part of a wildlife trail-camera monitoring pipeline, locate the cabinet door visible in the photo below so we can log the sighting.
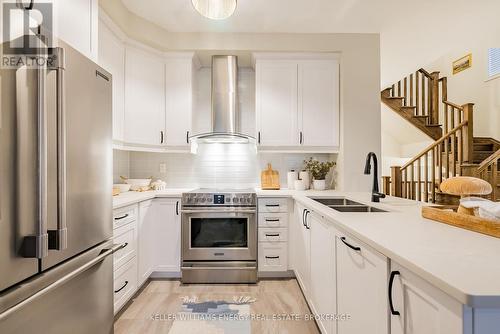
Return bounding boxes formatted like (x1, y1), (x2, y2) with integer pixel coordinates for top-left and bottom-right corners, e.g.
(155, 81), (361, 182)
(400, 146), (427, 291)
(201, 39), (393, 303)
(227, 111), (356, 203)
(98, 21), (125, 142)
(310, 214), (336, 334)
(164, 59), (192, 146)
(55, 0), (98, 61)
(151, 199), (181, 272)
(298, 60), (339, 147)
(337, 234), (388, 334)
(124, 45), (165, 146)
(390, 262), (465, 334)
(138, 200), (154, 286)
(256, 61), (298, 146)
(293, 203), (310, 296)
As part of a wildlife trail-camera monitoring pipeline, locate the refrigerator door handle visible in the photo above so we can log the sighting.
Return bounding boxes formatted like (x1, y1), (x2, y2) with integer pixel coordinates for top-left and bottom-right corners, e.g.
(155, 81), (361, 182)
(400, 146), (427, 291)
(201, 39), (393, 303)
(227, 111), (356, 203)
(22, 50), (49, 259)
(0, 243), (125, 321)
(48, 47), (68, 251)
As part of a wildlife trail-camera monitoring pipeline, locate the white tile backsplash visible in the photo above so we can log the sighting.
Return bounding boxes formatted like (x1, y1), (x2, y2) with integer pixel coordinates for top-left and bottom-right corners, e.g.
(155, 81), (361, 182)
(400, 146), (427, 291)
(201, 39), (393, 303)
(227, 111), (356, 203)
(116, 147), (336, 189)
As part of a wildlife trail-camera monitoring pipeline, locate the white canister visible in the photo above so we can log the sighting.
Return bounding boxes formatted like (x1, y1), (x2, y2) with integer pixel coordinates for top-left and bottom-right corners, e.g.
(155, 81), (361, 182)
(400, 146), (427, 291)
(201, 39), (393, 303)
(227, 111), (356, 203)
(299, 170), (310, 190)
(287, 170), (299, 190)
(294, 179), (306, 191)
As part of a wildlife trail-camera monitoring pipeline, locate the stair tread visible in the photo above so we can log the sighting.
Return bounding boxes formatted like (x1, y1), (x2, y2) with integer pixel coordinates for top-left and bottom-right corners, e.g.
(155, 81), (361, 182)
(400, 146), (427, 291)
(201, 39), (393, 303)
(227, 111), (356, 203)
(412, 115), (429, 118)
(386, 96), (405, 100)
(401, 106), (416, 109)
(425, 124), (442, 128)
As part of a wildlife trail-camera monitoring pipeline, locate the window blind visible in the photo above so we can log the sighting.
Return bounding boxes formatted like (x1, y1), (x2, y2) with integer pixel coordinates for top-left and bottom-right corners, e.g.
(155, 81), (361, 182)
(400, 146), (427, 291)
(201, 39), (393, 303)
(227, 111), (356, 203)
(488, 48), (500, 78)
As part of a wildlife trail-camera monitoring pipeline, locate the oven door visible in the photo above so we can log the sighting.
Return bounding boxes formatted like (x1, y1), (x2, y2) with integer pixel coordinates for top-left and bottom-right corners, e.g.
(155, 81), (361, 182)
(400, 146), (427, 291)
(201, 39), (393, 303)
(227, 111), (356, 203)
(182, 210), (257, 262)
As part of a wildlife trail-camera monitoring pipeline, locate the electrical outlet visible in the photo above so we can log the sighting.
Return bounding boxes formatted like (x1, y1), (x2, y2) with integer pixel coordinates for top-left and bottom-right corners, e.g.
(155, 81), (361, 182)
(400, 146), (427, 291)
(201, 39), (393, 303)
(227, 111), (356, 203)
(159, 163), (167, 173)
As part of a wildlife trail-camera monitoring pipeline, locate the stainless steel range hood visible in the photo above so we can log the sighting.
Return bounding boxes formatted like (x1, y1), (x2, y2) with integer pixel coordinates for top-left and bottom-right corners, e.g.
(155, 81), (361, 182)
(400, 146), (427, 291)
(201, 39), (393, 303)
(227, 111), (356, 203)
(190, 55), (255, 144)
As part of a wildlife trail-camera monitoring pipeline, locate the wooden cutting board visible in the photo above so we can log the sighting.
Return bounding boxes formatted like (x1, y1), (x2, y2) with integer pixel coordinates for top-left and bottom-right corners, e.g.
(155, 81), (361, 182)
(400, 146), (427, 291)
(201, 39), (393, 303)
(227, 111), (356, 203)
(261, 163), (280, 190)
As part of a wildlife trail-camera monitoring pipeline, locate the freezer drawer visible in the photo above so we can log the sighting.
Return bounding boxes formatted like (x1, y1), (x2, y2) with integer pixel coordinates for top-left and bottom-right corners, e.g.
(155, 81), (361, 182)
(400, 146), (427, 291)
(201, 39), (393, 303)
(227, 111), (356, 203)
(0, 242), (119, 334)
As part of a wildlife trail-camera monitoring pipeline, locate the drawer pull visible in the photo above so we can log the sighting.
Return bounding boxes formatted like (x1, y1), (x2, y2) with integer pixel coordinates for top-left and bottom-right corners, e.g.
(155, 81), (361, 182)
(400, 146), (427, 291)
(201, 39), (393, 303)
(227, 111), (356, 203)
(265, 234), (280, 237)
(114, 214), (129, 221)
(265, 204), (280, 207)
(265, 218), (280, 222)
(340, 237), (361, 251)
(114, 280), (129, 293)
(389, 271), (401, 316)
(265, 256), (279, 259)
(122, 242), (128, 249)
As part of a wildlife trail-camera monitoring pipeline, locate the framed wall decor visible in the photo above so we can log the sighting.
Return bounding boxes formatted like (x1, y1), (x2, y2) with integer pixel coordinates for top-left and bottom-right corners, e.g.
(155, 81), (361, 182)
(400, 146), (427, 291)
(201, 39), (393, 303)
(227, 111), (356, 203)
(452, 53), (472, 74)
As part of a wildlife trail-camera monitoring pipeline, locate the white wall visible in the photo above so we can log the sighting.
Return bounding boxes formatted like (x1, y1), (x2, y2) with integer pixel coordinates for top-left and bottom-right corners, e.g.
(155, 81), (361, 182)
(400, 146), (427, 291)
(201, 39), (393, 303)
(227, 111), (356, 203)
(100, 3), (381, 192)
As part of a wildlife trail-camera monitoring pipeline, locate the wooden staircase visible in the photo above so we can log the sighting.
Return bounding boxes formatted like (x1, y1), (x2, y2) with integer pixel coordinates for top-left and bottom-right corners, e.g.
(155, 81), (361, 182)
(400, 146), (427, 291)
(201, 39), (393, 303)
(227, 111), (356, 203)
(381, 68), (500, 203)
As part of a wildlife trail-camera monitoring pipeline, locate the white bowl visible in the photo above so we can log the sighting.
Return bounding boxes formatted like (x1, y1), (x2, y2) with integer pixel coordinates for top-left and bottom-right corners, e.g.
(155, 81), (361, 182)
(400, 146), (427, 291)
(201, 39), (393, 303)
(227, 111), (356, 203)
(113, 184), (131, 193)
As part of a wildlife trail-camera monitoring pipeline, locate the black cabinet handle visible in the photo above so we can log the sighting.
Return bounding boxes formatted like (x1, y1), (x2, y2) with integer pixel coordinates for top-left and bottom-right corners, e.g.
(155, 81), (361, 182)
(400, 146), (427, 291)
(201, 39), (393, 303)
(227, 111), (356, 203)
(186, 131), (190, 144)
(122, 242), (128, 249)
(265, 218), (280, 222)
(258, 131), (261, 144)
(114, 214), (129, 221)
(160, 131), (164, 144)
(302, 209), (307, 226)
(300, 131), (303, 144)
(389, 271), (401, 316)
(305, 210), (311, 229)
(265, 204), (280, 207)
(265, 256), (279, 259)
(265, 233), (280, 237)
(340, 237), (361, 251)
(176, 201), (179, 215)
(114, 281), (129, 293)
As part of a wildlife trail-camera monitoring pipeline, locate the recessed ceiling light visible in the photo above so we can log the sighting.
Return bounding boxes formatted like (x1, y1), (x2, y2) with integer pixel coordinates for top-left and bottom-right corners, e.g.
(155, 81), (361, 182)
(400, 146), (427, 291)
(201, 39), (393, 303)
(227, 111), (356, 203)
(191, 0), (237, 20)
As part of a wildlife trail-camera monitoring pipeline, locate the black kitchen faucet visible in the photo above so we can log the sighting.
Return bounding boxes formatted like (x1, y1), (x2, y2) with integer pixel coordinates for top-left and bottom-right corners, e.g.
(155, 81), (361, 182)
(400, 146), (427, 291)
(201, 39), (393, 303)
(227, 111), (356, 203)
(364, 152), (386, 202)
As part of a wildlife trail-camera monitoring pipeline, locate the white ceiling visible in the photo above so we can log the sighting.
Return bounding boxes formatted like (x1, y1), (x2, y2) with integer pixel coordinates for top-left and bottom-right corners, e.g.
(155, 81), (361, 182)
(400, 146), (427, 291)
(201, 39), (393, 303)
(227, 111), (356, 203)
(120, 0), (492, 34)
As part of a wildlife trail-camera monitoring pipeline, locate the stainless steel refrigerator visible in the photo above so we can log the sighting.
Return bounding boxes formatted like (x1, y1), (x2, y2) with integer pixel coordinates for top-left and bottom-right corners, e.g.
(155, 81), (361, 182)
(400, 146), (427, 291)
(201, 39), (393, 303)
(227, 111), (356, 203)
(0, 38), (117, 333)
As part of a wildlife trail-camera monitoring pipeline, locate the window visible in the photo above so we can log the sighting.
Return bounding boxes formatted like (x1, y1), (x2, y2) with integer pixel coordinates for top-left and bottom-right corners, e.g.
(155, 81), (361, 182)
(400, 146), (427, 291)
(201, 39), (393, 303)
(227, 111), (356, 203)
(488, 48), (500, 78)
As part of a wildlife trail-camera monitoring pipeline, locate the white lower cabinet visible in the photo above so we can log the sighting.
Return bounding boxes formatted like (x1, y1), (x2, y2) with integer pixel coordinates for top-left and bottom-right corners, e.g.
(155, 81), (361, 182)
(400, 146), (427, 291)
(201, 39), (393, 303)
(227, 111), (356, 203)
(293, 202), (311, 296)
(113, 256), (138, 314)
(138, 200), (154, 286)
(336, 233), (388, 334)
(390, 262), (468, 334)
(309, 213), (336, 334)
(150, 198), (181, 273)
(112, 204), (139, 314)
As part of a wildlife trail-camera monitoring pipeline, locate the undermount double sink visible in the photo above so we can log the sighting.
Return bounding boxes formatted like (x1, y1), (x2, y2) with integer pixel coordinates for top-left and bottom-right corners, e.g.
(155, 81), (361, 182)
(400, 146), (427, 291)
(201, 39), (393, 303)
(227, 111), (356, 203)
(310, 197), (388, 213)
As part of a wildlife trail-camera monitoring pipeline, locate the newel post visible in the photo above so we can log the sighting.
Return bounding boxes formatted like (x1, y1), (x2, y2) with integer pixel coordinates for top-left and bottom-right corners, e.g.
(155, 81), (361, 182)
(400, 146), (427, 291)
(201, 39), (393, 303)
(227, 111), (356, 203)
(462, 103), (474, 163)
(390, 166), (402, 197)
(430, 71), (440, 125)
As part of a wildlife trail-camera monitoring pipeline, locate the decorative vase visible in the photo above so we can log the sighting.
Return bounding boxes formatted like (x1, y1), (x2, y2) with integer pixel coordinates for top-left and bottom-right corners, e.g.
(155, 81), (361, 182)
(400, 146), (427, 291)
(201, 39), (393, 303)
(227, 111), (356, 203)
(313, 179), (326, 191)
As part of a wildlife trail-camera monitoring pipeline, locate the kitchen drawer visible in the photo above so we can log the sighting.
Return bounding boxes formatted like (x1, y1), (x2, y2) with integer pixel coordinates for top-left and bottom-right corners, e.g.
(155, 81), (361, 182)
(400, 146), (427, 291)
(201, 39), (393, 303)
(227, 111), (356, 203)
(113, 222), (137, 270)
(258, 198), (288, 213)
(259, 228), (288, 242)
(113, 256), (137, 314)
(113, 204), (137, 229)
(258, 243), (288, 272)
(258, 212), (288, 227)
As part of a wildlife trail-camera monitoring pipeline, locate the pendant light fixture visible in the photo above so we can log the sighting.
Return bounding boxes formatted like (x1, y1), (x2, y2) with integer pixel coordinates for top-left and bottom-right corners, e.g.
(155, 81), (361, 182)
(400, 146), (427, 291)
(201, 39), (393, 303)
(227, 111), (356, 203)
(191, 0), (237, 20)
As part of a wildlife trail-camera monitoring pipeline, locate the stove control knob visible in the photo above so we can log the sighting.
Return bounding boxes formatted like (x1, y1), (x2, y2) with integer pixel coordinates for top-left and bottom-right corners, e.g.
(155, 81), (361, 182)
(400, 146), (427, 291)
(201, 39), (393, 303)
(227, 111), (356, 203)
(201, 197), (206, 203)
(208, 197), (213, 203)
(233, 197), (239, 203)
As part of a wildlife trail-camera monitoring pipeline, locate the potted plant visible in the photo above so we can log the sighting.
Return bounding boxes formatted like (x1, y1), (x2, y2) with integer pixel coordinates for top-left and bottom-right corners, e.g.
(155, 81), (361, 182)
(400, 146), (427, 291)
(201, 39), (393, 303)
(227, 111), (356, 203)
(303, 158), (336, 190)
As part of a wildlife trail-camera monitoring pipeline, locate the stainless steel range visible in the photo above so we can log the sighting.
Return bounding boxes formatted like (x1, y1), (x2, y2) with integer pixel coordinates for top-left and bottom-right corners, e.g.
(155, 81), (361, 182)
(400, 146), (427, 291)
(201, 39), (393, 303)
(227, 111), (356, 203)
(181, 189), (257, 283)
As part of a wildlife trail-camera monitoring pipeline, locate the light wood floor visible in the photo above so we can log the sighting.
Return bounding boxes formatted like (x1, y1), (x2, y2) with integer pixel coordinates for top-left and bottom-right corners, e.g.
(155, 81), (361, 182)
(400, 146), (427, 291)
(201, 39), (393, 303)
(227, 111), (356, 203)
(115, 278), (320, 334)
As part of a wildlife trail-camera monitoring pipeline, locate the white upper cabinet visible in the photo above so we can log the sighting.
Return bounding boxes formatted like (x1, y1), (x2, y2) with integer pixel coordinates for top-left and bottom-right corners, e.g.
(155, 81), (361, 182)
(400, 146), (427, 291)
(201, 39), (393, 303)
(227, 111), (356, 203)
(336, 233), (388, 334)
(98, 17), (125, 142)
(164, 56), (195, 146)
(390, 262), (466, 334)
(124, 45), (165, 146)
(254, 54), (340, 150)
(54, 0), (98, 61)
(298, 60), (340, 147)
(255, 60), (299, 146)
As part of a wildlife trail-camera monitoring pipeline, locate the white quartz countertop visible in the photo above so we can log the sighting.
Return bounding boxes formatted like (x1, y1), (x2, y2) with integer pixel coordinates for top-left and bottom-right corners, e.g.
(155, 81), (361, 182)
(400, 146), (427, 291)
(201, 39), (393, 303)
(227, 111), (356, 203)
(112, 188), (500, 307)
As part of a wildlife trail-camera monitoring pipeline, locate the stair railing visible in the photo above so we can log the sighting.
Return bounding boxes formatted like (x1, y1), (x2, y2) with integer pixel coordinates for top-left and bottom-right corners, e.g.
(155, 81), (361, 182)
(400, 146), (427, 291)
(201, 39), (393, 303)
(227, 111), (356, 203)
(476, 148), (500, 201)
(390, 121), (469, 203)
(389, 68), (440, 125)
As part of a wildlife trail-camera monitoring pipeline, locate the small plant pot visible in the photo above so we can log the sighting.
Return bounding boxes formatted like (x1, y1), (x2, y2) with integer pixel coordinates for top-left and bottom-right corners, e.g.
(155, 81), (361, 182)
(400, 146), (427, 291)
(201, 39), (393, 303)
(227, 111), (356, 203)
(313, 179), (326, 191)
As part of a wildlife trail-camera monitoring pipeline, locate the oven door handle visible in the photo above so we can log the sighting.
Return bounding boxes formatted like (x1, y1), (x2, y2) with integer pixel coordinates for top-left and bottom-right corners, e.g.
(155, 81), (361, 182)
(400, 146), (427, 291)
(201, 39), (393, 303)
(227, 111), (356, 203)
(180, 209), (256, 214)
